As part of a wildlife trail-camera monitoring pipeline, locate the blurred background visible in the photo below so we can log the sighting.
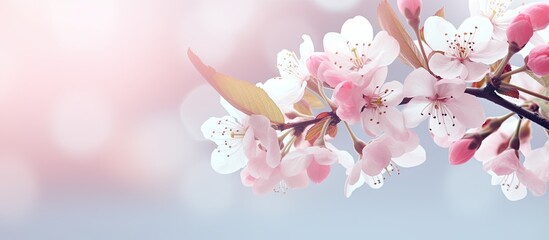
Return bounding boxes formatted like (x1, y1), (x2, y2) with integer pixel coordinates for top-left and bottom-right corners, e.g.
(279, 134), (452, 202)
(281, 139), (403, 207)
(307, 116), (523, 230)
(0, 0), (548, 239)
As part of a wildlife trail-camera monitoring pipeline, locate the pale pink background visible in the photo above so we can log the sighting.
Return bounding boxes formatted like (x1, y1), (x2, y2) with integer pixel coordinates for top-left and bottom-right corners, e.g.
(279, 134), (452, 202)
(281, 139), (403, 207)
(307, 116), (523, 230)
(0, 0), (548, 239)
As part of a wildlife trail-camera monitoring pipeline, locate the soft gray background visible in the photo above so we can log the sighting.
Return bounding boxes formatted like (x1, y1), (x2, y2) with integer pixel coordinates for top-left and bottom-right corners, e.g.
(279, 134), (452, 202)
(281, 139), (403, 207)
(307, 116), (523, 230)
(1, 0), (548, 239)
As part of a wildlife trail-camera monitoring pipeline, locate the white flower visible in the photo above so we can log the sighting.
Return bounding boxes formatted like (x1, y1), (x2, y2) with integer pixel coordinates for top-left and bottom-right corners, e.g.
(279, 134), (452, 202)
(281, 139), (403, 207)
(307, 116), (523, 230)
(424, 16), (507, 82)
(323, 16), (399, 75)
(201, 98), (250, 174)
(260, 35), (314, 112)
(469, 0), (517, 40)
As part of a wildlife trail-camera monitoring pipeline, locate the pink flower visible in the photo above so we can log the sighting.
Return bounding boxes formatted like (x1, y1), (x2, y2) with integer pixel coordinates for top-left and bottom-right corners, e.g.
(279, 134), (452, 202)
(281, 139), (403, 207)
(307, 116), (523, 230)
(323, 16), (399, 76)
(306, 53), (329, 80)
(521, 3), (549, 31)
(280, 146), (339, 184)
(397, 0), (422, 21)
(527, 44), (549, 76)
(402, 68), (485, 145)
(523, 141), (549, 196)
(475, 117), (531, 162)
(448, 134), (481, 165)
(424, 16), (507, 82)
(506, 14), (534, 49)
(333, 67), (408, 140)
(343, 132), (426, 197)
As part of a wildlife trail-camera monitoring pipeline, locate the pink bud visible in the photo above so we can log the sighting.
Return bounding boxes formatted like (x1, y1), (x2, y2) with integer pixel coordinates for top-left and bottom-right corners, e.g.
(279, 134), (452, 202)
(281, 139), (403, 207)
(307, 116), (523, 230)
(306, 53), (329, 79)
(521, 3), (549, 31)
(397, 0), (422, 21)
(527, 44), (549, 76)
(506, 14), (534, 50)
(448, 136), (481, 165)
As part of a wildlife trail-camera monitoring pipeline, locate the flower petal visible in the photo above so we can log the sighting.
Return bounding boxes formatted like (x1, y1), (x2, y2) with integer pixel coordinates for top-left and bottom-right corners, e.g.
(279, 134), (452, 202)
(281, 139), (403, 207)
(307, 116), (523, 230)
(392, 145), (426, 168)
(424, 16), (457, 52)
(402, 98), (430, 128)
(341, 16), (373, 45)
(462, 60), (489, 82)
(307, 161), (331, 183)
(429, 53), (466, 79)
(403, 68), (436, 97)
(280, 149), (312, 177)
(361, 141), (391, 176)
(446, 93), (485, 128)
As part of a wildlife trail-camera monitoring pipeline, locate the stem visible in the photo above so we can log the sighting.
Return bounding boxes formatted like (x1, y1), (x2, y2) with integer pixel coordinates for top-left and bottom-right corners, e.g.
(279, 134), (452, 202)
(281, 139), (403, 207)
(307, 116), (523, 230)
(413, 27), (433, 76)
(316, 117), (332, 146)
(493, 49), (513, 79)
(500, 82), (549, 102)
(499, 65), (527, 79)
(315, 78), (337, 111)
(465, 85), (549, 131)
(343, 121), (366, 153)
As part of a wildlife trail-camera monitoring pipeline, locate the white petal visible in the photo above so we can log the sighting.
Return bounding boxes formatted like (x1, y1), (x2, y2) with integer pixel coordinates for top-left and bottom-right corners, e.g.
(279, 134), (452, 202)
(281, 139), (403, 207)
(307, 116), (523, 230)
(402, 98), (430, 128)
(367, 31), (400, 67)
(261, 77), (306, 110)
(429, 53), (466, 79)
(462, 60), (488, 82)
(210, 144), (247, 174)
(201, 116), (246, 144)
(365, 174), (384, 189)
(392, 145), (426, 168)
(501, 177), (528, 201)
(300, 34), (314, 62)
(344, 162), (365, 197)
(458, 16), (493, 44)
(381, 81), (404, 107)
(434, 79), (466, 98)
(341, 16), (373, 45)
(403, 68), (436, 97)
(424, 16), (457, 52)
(469, 40), (508, 64)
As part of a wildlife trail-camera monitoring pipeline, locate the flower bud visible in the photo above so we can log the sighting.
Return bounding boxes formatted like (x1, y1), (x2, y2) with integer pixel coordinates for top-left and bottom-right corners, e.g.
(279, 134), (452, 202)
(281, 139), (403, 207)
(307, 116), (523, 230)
(521, 3), (549, 31)
(448, 134), (482, 165)
(506, 14), (534, 50)
(527, 43), (549, 76)
(397, 0), (422, 23)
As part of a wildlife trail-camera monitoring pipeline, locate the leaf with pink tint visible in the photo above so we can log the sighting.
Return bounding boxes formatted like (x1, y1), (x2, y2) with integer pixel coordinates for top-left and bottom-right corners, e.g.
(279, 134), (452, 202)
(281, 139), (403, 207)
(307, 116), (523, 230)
(188, 49), (285, 124)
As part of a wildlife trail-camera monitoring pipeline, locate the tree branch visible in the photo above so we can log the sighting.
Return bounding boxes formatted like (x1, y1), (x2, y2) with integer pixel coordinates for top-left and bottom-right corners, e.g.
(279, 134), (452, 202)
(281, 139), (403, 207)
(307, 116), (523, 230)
(465, 85), (549, 131)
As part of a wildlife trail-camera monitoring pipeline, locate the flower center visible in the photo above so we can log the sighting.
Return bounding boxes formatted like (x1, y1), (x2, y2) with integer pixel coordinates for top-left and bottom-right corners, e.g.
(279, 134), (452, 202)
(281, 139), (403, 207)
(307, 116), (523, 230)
(500, 172), (521, 191)
(211, 118), (246, 158)
(421, 96), (457, 136)
(361, 86), (395, 124)
(488, 0), (512, 19)
(444, 26), (479, 61)
(333, 41), (372, 71)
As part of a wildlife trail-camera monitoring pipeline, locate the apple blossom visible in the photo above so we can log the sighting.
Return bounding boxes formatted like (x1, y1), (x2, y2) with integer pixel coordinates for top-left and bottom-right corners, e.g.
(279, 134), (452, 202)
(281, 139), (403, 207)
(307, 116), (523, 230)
(469, 0), (516, 40)
(448, 134), (481, 165)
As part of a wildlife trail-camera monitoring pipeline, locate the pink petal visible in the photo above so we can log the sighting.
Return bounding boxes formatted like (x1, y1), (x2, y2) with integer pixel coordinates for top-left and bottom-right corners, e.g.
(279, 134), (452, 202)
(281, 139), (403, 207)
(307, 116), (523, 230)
(434, 79), (466, 100)
(367, 31), (400, 67)
(361, 141), (392, 176)
(334, 81), (364, 123)
(517, 167), (547, 196)
(341, 16), (374, 44)
(490, 149), (520, 176)
(380, 107), (409, 141)
(446, 93), (485, 128)
(307, 161), (331, 183)
(285, 172), (309, 189)
(280, 149), (312, 177)
(469, 40), (508, 64)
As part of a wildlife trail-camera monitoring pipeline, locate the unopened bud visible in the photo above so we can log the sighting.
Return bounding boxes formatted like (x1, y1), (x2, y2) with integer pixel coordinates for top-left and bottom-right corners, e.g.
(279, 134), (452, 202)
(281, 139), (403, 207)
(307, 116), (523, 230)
(448, 134), (482, 165)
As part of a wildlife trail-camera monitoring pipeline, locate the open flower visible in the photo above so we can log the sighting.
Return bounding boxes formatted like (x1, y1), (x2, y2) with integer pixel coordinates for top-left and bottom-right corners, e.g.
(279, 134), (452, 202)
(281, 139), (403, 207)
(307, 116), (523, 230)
(322, 16), (399, 77)
(201, 99), (250, 174)
(343, 131), (426, 197)
(424, 16), (507, 82)
(403, 68), (485, 145)
(260, 35), (314, 112)
(469, 0), (517, 40)
(333, 67), (408, 140)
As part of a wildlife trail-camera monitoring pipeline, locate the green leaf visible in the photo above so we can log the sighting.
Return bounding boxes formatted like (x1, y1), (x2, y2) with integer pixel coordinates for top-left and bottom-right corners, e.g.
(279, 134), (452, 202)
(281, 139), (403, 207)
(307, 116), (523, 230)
(188, 49), (285, 124)
(377, 0), (426, 69)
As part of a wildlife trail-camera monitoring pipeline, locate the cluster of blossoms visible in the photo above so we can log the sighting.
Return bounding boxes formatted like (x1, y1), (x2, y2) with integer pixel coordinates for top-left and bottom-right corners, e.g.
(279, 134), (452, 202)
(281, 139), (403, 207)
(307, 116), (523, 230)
(194, 0), (549, 201)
